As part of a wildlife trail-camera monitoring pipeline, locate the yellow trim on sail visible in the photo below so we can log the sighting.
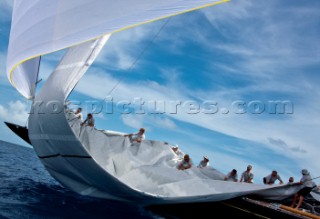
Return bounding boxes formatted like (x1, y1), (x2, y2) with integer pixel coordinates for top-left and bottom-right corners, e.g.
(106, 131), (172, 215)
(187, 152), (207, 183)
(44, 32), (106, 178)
(9, 0), (229, 96)
(112, 0), (230, 34)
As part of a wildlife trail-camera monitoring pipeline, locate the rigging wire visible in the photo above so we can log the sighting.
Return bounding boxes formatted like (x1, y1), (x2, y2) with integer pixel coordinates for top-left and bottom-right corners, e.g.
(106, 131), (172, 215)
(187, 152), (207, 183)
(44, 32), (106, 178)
(104, 17), (172, 98)
(310, 175), (320, 182)
(25, 118), (28, 127)
(293, 175), (320, 187)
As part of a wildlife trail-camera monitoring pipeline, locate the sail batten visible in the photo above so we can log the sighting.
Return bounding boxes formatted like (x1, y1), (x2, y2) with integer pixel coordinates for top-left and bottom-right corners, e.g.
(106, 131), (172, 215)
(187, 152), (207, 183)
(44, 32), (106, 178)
(7, 0), (228, 99)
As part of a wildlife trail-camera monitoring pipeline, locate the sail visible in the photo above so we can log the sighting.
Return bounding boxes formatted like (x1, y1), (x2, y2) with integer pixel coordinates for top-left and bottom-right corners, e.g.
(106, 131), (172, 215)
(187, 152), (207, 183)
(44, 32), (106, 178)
(7, 0), (228, 99)
(39, 34), (111, 99)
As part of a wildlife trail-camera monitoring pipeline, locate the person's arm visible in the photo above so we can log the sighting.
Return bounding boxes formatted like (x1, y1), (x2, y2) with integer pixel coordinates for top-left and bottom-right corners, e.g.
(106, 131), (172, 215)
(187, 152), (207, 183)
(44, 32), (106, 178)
(240, 173), (244, 182)
(124, 133), (132, 137)
(278, 175), (284, 184)
(299, 178), (304, 185)
(177, 150), (184, 157)
(248, 173), (254, 183)
(81, 119), (87, 126)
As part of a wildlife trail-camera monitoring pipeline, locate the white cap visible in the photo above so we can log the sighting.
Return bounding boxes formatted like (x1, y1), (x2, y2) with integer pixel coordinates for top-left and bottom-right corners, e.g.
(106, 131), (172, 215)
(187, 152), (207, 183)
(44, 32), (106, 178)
(301, 169), (309, 175)
(204, 156), (209, 161)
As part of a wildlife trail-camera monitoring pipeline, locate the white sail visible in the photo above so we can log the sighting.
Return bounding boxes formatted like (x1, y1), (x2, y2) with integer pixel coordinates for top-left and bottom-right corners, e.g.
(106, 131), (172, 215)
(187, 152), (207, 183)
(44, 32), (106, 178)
(7, 0), (228, 99)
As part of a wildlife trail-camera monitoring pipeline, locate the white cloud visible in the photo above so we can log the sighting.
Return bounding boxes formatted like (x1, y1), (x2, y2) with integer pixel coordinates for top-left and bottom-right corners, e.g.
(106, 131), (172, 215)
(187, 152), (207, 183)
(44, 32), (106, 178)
(192, 0), (320, 81)
(0, 100), (29, 125)
(121, 114), (144, 129)
(95, 21), (165, 71)
(269, 137), (307, 155)
(121, 113), (176, 131)
(148, 116), (176, 129)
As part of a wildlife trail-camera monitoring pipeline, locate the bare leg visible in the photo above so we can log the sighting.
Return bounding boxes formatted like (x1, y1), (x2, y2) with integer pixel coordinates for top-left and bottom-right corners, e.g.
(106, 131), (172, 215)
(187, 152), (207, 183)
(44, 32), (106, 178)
(290, 193), (298, 208)
(295, 196), (304, 209)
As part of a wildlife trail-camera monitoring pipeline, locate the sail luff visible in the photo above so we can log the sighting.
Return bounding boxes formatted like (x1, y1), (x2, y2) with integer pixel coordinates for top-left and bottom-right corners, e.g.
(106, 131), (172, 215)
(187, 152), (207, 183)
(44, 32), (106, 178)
(63, 35), (111, 98)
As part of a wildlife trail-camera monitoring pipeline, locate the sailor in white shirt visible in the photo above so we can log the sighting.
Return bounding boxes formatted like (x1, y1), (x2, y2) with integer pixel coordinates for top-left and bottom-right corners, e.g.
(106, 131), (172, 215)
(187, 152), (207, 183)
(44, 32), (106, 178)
(172, 145), (185, 159)
(177, 154), (193, 170)
(240, 165), (254, 183)
(224, 169), (238, 182)
(291, 169), (315, 209)
(263, 170), (284, 185)
(81, 113), (94, 127)
(125, 128), (145, 143)
(197, 156), (209, 168)
(74, 107), (83, 121)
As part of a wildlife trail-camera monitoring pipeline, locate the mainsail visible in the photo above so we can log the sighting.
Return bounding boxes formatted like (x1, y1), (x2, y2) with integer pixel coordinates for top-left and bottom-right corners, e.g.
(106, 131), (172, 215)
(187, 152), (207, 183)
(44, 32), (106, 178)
(6, 0), (302, 205)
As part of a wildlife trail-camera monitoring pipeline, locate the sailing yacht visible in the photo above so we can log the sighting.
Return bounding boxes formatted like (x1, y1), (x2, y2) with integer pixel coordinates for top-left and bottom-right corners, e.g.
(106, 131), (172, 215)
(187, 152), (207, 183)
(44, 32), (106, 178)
(5, 0), (302, 205)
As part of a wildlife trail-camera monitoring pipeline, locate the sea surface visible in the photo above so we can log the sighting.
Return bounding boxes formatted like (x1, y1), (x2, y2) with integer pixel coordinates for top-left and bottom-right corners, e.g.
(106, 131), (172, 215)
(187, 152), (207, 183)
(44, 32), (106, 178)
(0, 140), (160, 219)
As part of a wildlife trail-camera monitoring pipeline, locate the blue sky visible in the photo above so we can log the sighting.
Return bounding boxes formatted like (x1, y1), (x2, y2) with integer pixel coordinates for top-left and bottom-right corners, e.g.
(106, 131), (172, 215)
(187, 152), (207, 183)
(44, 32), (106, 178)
(1, 0), (320, 185)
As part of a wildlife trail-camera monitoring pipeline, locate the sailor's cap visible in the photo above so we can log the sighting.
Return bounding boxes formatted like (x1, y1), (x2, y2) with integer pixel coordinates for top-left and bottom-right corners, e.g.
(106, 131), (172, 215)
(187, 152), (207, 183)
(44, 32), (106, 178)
(301, 169), (309, 175)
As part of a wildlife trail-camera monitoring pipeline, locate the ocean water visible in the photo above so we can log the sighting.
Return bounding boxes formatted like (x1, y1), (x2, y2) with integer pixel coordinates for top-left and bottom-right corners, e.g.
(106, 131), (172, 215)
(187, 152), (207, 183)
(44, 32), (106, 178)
(0, 140), (159, 219)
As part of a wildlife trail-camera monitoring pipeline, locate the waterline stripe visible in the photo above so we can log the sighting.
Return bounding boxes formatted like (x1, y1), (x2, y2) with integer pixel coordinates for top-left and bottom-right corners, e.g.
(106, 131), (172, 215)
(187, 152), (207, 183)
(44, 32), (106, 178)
(39, 154), (92, 159)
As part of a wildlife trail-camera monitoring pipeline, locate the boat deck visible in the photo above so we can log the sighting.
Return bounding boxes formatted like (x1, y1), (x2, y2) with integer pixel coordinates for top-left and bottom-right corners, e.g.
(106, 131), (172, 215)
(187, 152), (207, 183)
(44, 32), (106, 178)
(147, 197), (320, 219)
